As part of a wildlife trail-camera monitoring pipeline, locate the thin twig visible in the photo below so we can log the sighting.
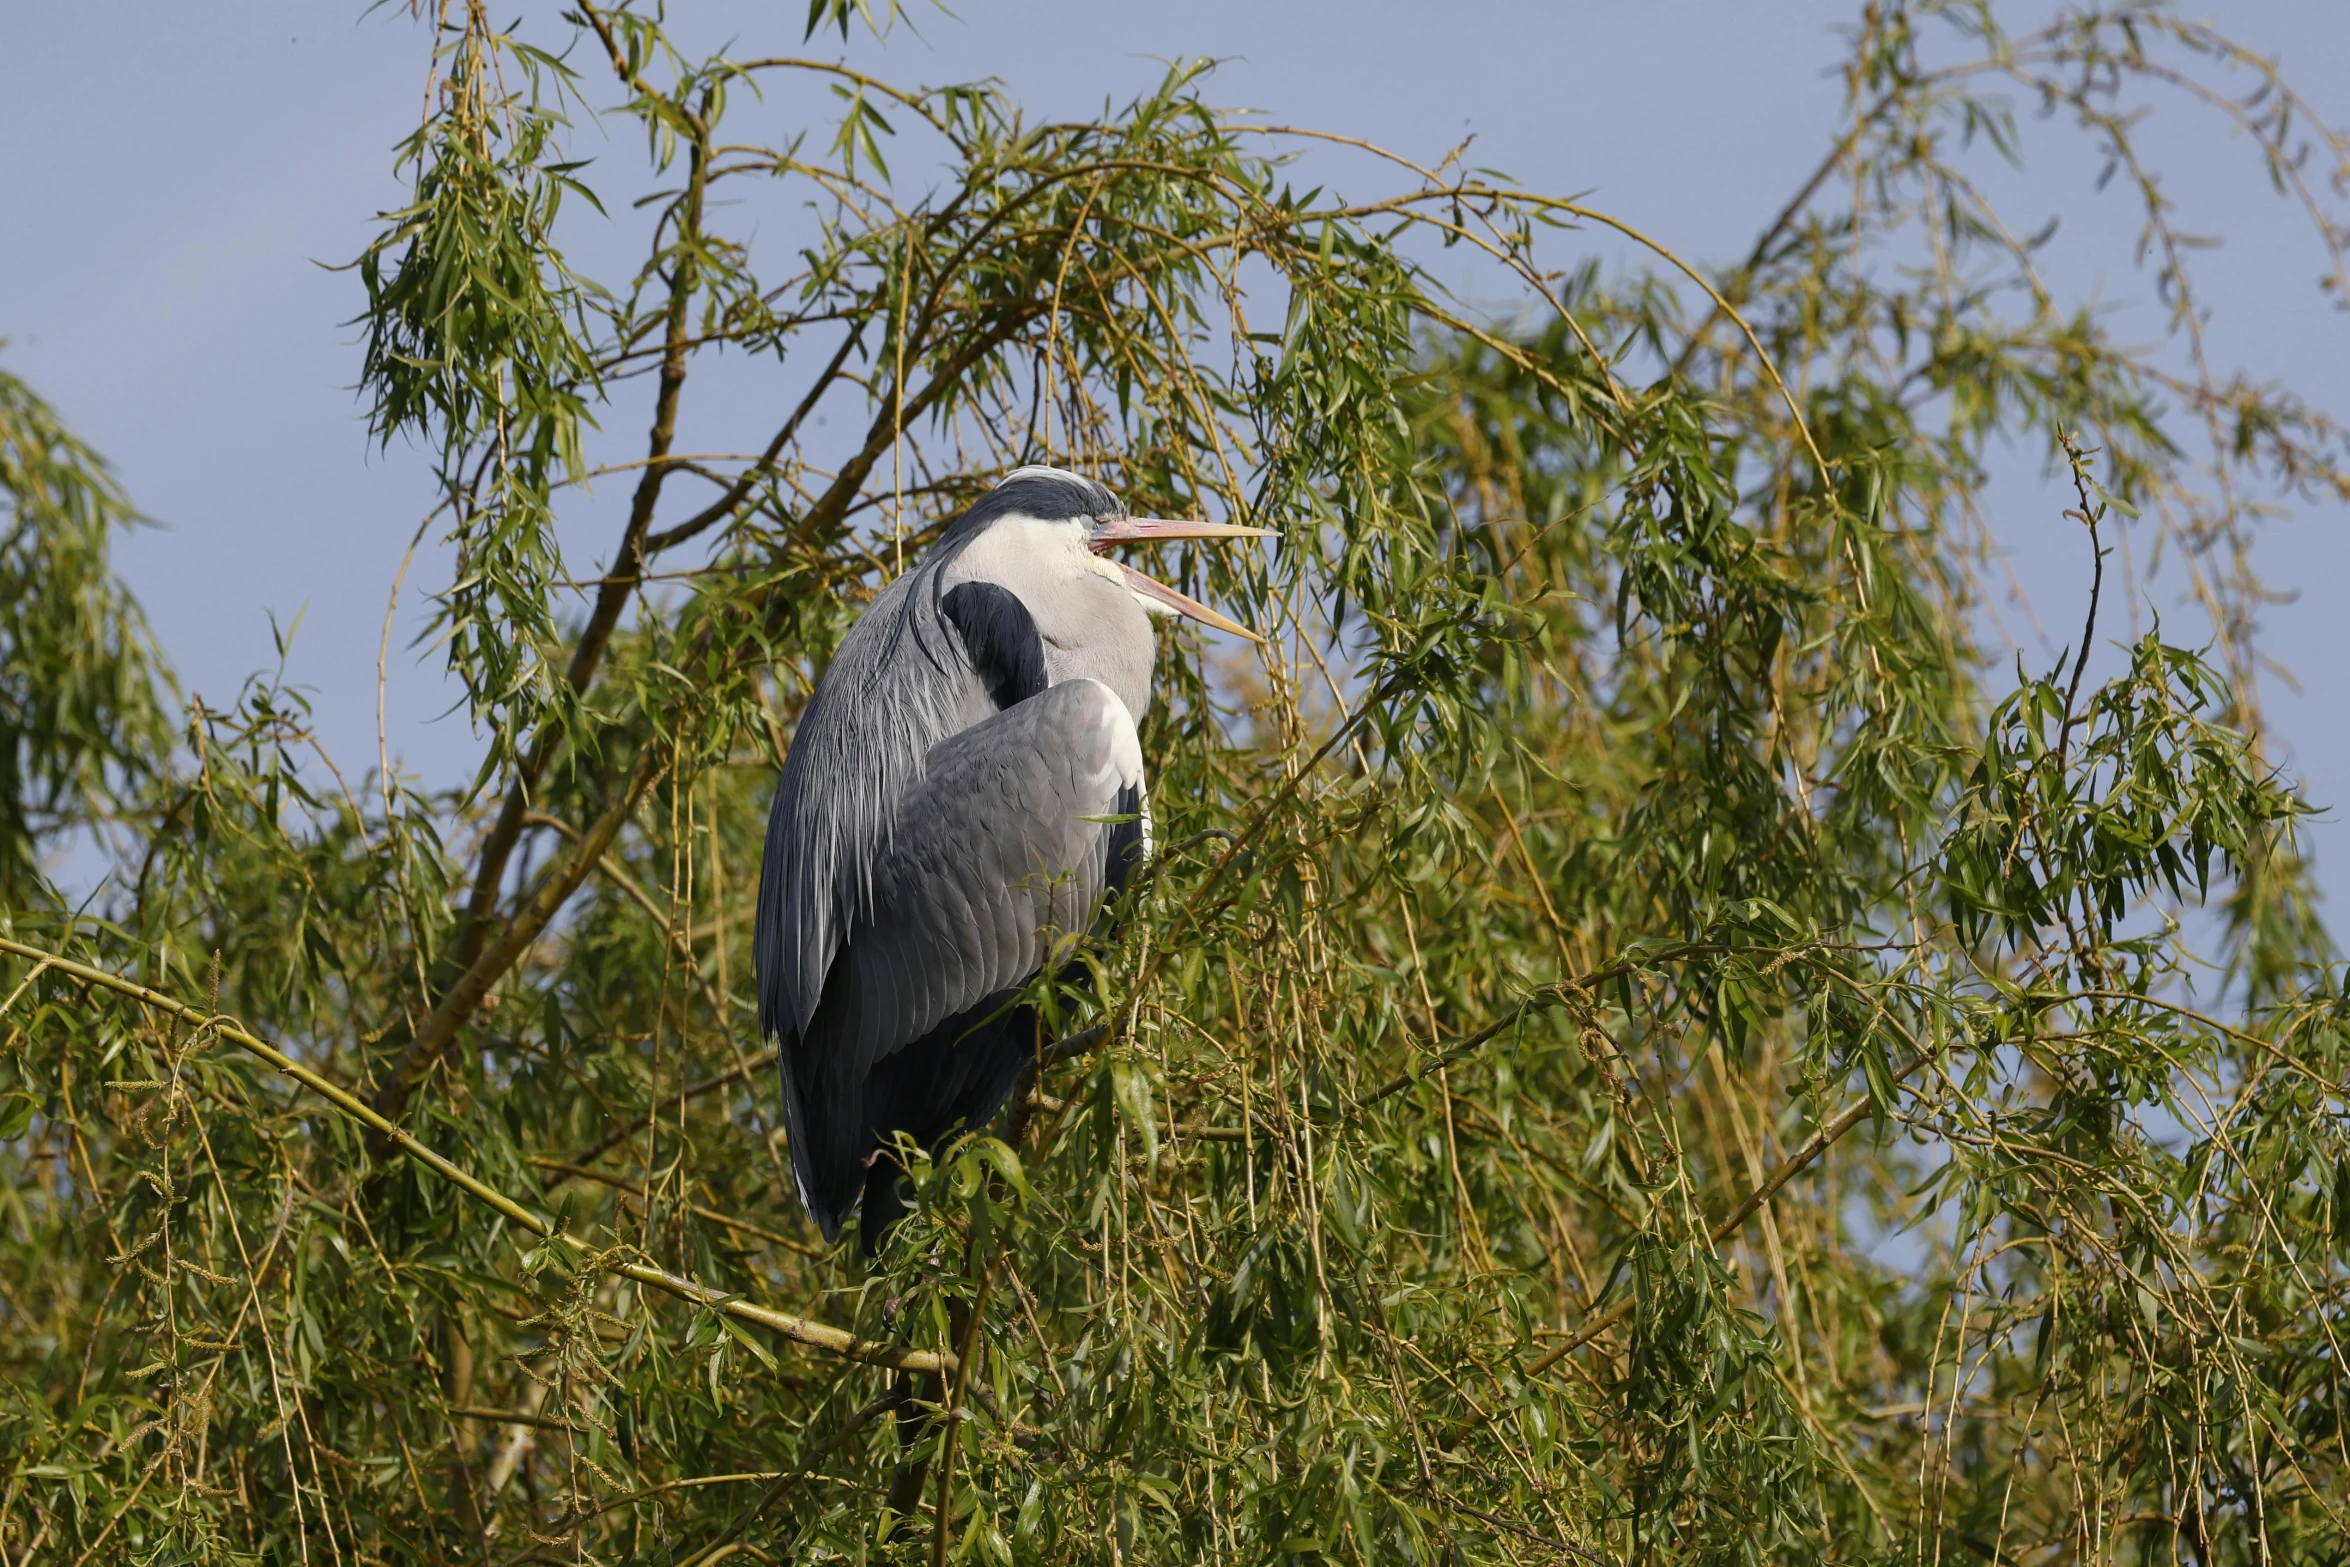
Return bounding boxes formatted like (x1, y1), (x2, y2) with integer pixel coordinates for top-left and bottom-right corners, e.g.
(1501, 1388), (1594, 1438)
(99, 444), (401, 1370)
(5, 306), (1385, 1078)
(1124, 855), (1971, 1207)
(530, 1157), (823, 1256)
(447, 1404), (575, 1433)
(2056, 432), (2109, 768)
(1355, 942), (1891, 1111)
(519, 808), (733, 1023)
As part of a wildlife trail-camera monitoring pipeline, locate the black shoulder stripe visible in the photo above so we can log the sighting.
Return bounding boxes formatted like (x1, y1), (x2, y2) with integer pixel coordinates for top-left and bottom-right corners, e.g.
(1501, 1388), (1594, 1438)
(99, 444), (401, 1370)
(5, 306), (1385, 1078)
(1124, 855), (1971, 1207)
(940, 580), (1048, 709)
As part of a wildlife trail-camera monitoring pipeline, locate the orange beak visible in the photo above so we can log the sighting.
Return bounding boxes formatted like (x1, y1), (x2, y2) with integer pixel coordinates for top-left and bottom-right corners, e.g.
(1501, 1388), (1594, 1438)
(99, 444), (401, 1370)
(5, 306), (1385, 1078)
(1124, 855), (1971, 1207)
(1088, 518), (1274, 643)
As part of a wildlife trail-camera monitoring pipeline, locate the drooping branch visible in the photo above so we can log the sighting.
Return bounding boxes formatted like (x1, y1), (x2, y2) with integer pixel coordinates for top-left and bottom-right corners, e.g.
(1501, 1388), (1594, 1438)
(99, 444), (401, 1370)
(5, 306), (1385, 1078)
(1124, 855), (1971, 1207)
(441, 101), (715, 999)
(365, 68), (722, 1135)
(0, 934), (951, 1377)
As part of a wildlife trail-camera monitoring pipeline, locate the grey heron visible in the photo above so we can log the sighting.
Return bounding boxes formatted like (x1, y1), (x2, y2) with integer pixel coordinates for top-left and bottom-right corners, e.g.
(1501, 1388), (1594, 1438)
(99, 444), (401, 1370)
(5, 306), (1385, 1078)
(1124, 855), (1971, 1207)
(754, 466), (1268, 1249)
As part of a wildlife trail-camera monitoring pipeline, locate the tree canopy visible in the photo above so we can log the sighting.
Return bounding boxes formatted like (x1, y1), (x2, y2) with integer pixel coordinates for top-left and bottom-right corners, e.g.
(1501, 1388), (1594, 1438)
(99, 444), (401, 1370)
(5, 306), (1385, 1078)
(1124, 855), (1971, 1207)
(6, 2), (2350, 1562)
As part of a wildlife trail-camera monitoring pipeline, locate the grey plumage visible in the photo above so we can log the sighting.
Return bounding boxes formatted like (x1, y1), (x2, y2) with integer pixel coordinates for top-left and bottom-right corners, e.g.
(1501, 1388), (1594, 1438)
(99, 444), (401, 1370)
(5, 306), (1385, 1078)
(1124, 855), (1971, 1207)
(756, 467), (1262, 1247)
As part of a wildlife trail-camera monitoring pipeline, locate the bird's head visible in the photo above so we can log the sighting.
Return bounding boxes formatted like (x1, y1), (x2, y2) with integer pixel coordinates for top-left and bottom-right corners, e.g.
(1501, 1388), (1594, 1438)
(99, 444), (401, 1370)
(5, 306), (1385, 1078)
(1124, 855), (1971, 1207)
(946, 465), (1271, 642)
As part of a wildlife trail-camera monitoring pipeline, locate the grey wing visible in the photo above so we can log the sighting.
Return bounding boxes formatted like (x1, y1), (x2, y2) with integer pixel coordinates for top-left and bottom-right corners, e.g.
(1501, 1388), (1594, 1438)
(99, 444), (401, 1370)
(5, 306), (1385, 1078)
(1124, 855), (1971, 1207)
(756, 570), (1049, 1052)
(781, 677), (1147, 1231)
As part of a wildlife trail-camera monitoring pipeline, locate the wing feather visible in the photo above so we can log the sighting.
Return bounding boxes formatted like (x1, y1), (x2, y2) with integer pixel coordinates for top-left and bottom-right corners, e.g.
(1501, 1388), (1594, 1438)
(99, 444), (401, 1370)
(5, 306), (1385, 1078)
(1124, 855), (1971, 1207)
(780, 678), (1145, 1234)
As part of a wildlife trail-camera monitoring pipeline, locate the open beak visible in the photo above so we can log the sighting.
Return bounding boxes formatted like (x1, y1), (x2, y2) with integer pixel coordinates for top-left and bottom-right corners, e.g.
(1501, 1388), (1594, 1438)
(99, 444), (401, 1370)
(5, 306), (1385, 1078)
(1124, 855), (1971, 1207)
(1089, 517), (1274, 644)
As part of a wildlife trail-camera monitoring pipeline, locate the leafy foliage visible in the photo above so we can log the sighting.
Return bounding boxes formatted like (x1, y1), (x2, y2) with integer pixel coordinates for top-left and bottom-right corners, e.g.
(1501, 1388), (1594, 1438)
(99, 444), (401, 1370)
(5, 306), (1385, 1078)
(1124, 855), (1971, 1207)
(0, 359), (170, 900)
(5, 2), (2350, 1562)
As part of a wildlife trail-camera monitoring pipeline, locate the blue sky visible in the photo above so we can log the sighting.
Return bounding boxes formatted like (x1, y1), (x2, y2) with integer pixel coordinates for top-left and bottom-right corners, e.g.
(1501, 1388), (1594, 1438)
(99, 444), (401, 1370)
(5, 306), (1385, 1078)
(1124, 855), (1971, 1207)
(6, 1), (2345, 914)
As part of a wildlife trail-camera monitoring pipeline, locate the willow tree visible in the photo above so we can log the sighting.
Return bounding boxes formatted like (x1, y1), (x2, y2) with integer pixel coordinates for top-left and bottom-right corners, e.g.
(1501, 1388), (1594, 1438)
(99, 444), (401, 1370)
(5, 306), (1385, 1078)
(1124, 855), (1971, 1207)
(5, 2), (2349, 1561)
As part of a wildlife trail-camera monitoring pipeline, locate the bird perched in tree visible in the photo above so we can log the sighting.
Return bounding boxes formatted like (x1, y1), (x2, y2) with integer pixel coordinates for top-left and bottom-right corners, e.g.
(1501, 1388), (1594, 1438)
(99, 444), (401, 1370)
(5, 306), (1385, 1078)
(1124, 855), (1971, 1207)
(755, 466), (1268, 1249)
